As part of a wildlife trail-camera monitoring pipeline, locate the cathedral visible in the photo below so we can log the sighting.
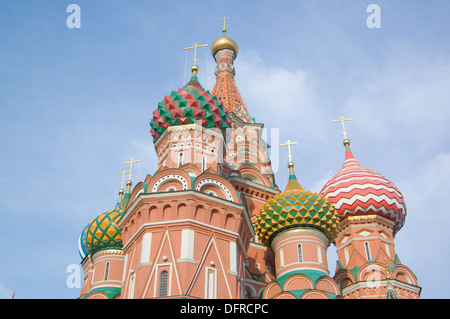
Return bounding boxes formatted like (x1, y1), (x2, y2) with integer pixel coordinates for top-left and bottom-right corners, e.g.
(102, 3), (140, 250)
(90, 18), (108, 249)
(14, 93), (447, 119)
(77, 24), (421, 299)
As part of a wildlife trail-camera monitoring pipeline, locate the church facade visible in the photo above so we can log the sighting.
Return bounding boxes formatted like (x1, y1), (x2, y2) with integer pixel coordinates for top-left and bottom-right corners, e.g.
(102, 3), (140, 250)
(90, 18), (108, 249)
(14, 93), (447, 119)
(77, 26), (421, 299)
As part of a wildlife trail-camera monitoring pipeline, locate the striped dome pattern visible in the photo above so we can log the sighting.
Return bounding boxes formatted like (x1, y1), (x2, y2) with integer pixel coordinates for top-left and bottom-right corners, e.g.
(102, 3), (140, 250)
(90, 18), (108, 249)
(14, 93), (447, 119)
(320, 148), (406, 233)
(150, 76), (231, 142)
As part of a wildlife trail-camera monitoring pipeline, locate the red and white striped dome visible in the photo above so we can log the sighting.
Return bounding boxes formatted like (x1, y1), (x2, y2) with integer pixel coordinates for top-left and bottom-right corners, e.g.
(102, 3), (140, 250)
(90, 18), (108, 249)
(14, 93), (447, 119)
(320, 143), (406, 233)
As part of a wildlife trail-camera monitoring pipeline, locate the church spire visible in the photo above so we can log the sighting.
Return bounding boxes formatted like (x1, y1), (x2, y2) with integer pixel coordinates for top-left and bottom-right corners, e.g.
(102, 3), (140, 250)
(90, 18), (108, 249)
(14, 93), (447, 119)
(211, 20), (253, 123)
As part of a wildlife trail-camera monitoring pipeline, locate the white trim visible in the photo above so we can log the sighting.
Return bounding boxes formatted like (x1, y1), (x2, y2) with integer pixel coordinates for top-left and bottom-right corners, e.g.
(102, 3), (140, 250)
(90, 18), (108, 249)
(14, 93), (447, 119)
(180, 229), (195, 260)
(122, 219), (248, 260)
(205, 267), (217, 299)
(230, 241), (237, 273)
(119, 190), (254, 237)
(140, 233), (152, 264)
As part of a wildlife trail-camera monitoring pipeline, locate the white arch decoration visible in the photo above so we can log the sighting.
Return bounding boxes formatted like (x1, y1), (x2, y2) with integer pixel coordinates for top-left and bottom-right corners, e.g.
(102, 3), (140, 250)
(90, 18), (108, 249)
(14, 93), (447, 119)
(152, 174), (188, 193)
(196, 178), (234, 201)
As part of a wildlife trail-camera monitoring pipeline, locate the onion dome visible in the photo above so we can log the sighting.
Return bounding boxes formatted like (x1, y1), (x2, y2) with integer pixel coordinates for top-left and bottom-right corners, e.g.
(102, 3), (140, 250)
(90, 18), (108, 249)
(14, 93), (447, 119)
(78, 224), (89, 260)
(211, 27), (239, 58)
(255, 162), (339, 246)
(84, 209), (123, 255)
(149, 75), (231, 142)
(83, 192), (131, 256)
(319, 140), (407, 233)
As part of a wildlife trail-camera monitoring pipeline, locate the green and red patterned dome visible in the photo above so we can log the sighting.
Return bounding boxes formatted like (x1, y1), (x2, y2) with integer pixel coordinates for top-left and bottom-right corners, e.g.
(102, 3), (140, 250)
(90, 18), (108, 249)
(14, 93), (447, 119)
(150, 75), (231, 142)
(255, 163), (340, 246)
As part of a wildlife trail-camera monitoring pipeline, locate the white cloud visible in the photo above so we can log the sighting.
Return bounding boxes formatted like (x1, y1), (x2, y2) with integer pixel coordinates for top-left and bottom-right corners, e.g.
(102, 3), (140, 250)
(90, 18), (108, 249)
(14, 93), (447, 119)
(235, 51), (329, 139)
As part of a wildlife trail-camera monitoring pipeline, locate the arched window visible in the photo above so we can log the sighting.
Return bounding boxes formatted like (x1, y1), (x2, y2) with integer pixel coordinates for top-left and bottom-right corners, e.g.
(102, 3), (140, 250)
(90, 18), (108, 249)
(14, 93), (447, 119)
(344, 247), (350, 265)
(364, 241), (372, 261)
(317, 245), (323, 265)
(158, 270), (168, 297)
(104, 262), (110, 281)
(297, 244), (303, 262)
(178, 152), (184, 167)
(202, 155), (207, 172)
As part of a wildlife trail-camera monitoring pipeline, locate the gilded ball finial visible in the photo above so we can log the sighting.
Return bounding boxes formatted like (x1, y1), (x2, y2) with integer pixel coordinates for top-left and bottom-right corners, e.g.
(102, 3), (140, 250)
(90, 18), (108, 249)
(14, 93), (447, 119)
(190, 64), (199, 75)
(118, 189), (125, 195)
(343, 139), (351, 146)
(126, 180), (132, 187)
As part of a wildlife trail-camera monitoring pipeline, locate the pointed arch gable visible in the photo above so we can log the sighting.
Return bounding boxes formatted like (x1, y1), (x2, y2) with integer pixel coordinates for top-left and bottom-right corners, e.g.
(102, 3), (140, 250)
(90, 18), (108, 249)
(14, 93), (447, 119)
(263, 281), (282, 299)
(282, 274), (314, 291)
(238, 166), (272, 187)
(186, 235), (233, 299)
(148, 168), (191, 193)
(394, 264), (418, 286)
(316, 276), (340, 295)
(194, 172), (239, 203)
(128, 182), (145, 206)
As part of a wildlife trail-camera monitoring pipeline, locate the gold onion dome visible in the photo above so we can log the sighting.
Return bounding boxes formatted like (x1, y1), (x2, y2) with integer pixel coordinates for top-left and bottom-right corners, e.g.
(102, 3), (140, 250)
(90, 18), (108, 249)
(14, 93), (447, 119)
(211, 28), (239, 58)
(255, 163), (340, 246)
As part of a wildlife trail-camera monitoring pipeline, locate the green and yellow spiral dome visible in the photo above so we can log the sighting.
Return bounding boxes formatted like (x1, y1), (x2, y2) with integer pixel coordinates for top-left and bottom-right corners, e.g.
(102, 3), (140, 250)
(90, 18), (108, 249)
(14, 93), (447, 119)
(255, 163), (339, 246)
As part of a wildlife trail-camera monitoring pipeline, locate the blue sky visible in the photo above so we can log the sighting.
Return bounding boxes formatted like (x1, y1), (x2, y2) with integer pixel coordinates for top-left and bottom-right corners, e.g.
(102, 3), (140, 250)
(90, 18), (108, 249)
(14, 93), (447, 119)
(1, 0), (449, 299)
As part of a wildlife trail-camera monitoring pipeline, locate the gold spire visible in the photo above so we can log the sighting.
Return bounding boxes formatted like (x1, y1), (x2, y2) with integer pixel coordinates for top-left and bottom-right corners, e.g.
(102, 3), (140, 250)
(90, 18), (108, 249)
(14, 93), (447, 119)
(184, 43), (208, 75)
(333, 116), (353, 149)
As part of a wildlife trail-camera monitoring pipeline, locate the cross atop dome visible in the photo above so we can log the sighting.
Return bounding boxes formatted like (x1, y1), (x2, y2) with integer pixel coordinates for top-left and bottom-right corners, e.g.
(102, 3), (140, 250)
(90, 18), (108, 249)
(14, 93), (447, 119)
(219, 16), (231, 33)
(184, 42), (208, 76)
(333, 116), (353, 149)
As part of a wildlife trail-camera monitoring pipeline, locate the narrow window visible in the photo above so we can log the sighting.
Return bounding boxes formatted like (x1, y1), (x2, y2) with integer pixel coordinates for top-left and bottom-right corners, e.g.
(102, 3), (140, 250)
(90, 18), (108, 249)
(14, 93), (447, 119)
(104, 262), (110, 281)
(158, 270), (168, 297)
(365, 241), (372, 261)
(344, 247), (350, 266)
(317, 245), (323, 265)
(202, 155), (207, 172)
(178, 152), (184, 167)
(280, 248), (285, 268)
(385, 243), (391, 258)
(297, 244), (303, 262)
(128, 274), (135, 299)
(207, 270), (215, 299)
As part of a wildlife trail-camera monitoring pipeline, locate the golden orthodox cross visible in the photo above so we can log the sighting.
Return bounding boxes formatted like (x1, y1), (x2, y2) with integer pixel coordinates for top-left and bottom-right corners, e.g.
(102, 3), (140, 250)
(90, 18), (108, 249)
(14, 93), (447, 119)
(184, 43), (208, 66)
(219, 16), (231, 32)
(117, 170), (128, 190)
(333, 116), (353, 140)
(122, 157), (141, 181)
(280, 140), (298, 163)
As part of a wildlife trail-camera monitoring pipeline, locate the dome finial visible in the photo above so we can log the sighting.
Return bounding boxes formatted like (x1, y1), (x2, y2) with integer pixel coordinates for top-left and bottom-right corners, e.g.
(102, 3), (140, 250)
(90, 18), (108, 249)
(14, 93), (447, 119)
(122, 157), (141, 192)
(280, 139), (304, 191)
(219, 16), (231, 34)
(184, 43), (208, 76)
(211, 17), (239, 58)
(333, 116), (353, 150)
(280, 139), (298, 168)
(117, 170), (128, 202)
